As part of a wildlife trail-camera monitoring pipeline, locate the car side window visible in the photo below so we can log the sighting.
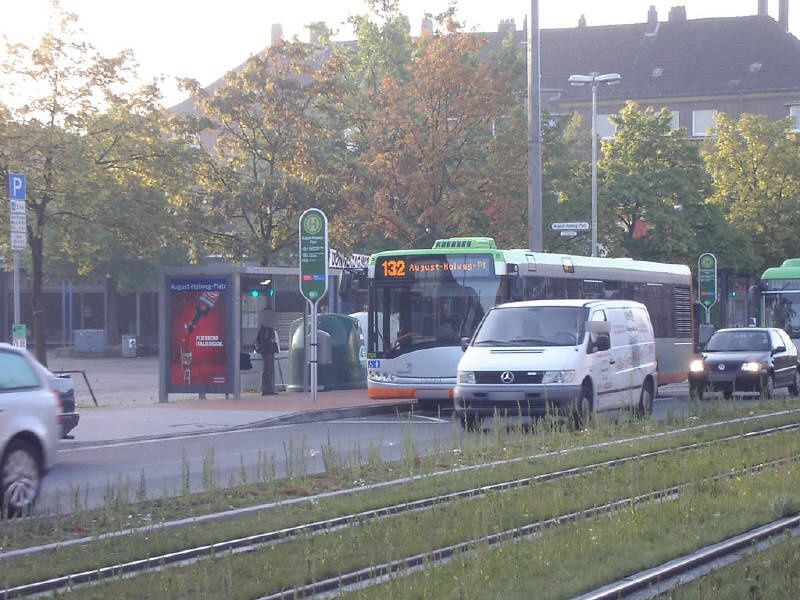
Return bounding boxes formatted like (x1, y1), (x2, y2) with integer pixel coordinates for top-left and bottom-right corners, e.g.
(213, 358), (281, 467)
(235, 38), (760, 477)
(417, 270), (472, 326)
(0, 351), (40, 391)
(769, 330), (784, 351)
(778, 330), (795, 352)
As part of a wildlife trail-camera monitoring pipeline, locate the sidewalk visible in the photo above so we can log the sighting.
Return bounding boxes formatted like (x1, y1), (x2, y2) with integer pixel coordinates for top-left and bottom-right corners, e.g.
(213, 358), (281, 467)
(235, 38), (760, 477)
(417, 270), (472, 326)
(48, 355), (416, 445)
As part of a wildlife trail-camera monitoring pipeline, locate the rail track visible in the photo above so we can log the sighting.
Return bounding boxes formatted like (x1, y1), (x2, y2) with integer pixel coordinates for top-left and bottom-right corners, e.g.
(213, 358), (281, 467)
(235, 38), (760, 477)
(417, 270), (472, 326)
(2, 412), (799, 598)
(4, 408), (799, 562)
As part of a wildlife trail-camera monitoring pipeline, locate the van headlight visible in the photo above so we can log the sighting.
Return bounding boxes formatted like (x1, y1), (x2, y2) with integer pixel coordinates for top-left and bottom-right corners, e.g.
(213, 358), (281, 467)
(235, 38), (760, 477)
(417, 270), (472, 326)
(542, 370), (575, 384)
(741, 361), (762, 373)
(689, 359), (706, 373)
(457, 371), (475, 384)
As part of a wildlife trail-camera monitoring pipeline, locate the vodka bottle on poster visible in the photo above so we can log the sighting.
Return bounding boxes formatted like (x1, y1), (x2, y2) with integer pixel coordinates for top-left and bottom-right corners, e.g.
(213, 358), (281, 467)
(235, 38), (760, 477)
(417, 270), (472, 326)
(185, 290), (221, 336)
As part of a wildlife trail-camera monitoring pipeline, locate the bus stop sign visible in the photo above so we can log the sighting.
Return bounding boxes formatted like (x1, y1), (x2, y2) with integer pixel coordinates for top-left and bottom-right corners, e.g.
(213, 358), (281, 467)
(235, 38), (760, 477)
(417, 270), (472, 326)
(698, 253), (717, 310)
(299, 208), (328, 303)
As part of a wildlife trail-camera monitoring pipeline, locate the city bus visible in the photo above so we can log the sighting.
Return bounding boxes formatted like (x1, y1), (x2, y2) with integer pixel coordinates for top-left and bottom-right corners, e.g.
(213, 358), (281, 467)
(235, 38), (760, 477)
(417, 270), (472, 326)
(760, 258), (800, 350)
(366, 237), (693, 402)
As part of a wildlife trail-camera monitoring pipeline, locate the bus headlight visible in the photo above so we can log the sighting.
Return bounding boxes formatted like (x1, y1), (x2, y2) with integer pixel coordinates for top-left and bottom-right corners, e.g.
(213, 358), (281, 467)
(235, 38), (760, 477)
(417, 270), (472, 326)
(689, 359), (705, 373)
(457, 371), (475, 384)
(741, 361), (762, 373)
(542, 370), (575, 384)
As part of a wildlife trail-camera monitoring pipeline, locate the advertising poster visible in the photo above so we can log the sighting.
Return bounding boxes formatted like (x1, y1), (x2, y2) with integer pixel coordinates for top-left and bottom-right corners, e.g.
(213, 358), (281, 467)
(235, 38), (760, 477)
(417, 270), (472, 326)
(167, 277), (232, 392)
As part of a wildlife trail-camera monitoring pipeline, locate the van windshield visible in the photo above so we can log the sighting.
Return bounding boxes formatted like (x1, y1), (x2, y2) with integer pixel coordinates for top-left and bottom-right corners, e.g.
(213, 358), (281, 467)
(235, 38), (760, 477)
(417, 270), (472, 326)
(472, 306), (585, 347)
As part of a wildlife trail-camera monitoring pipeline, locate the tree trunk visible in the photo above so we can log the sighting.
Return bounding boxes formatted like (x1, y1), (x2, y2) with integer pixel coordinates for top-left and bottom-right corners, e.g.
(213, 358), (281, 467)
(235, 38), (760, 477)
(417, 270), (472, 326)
(30, 234), (47, 366)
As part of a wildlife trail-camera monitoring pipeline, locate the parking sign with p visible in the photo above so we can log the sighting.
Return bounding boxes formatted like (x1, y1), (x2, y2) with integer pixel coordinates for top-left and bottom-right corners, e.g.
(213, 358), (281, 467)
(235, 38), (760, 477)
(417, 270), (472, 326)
(9, 173), (26, 200)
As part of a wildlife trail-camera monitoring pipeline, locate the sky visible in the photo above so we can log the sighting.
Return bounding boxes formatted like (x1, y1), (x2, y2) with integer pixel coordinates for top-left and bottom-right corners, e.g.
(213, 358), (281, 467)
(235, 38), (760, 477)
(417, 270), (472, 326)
(4, 0), (799, 106)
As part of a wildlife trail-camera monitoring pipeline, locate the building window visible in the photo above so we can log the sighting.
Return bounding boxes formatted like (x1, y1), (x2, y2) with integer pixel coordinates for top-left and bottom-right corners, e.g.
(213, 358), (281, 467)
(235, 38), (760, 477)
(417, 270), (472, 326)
(669, 111), (680, 131)
(597, 114), (616, 139)
(692, 109), (717, 137)
(789, 105), (800, 131)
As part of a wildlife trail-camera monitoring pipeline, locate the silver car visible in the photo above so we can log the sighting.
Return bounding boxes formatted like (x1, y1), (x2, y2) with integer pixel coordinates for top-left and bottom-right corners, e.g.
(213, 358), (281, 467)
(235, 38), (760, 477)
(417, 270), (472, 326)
(0, 344), (60, 516)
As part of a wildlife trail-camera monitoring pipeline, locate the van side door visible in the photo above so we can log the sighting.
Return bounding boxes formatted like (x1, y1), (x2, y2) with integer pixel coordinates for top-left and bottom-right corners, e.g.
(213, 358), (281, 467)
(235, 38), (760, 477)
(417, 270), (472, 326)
(587, 309), (614, 411)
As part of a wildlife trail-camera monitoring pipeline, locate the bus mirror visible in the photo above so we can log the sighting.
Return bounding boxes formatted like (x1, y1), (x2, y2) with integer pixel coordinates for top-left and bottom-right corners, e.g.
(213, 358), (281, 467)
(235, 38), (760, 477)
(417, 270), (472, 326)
(460, 337), (471, 351)
(586, 321), (610, 334)
(747, 284), (761, 305)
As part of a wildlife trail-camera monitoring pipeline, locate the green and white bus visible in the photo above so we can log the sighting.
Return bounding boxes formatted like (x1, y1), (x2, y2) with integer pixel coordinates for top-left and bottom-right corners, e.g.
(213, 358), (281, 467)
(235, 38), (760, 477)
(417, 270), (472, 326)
(760, 258), (800, 349)
(366, 237), (693, 402)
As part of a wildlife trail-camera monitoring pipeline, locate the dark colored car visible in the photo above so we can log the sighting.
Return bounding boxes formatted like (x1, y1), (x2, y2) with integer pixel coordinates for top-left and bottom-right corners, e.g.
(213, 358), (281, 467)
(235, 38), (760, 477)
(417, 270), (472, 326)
(688, 327), (800, 400)
(47, 372), (79, 438)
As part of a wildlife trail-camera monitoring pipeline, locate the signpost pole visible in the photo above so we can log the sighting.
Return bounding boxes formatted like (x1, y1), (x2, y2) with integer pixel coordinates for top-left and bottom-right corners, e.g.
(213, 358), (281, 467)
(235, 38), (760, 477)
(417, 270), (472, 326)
(299, 209), (329, 404)
(8, 173), (27, 348)
(697, 253), (718, 325)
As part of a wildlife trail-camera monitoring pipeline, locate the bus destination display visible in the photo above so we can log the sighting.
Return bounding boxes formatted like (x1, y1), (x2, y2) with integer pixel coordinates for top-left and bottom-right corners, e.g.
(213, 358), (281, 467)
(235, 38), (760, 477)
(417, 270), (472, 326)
(376, 254), (495, 280)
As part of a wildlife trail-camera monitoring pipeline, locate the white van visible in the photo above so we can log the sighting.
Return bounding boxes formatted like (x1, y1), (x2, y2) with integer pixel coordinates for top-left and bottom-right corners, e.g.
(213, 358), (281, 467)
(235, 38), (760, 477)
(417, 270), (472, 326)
(454, 299), (657, 429)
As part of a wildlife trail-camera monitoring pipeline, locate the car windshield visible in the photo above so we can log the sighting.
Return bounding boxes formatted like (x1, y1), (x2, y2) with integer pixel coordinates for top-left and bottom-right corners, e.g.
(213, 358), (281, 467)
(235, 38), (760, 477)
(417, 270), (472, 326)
(472, 306), (584, 347)
(705, 330), (771, 352)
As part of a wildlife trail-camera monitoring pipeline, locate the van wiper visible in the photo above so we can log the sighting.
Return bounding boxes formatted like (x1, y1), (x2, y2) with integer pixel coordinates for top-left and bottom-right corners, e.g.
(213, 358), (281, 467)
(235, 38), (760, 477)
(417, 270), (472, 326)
(510, 338), (554, 346)
(472, 339), (516, 346)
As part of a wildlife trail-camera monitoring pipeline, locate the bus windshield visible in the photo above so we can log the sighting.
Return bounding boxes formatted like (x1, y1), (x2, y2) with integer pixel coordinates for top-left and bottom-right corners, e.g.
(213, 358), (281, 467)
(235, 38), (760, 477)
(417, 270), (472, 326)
(473, 306), (584, 347)
(370, 254), (503, 358)
(764, 293), (800, 338)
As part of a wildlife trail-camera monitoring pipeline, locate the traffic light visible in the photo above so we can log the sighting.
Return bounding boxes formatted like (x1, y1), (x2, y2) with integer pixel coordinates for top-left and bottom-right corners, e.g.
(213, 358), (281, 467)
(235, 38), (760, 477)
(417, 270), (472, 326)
(250, 289), (261, 298)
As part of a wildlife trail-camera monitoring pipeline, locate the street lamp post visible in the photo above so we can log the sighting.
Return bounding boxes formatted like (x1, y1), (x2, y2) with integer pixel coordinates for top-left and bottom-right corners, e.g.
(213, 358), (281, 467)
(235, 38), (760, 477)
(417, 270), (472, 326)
(567, 72), (621, 257)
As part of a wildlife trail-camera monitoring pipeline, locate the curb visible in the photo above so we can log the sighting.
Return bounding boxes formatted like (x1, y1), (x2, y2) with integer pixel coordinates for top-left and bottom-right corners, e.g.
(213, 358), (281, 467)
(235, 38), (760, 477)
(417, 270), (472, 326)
(62, 401), (418, 449)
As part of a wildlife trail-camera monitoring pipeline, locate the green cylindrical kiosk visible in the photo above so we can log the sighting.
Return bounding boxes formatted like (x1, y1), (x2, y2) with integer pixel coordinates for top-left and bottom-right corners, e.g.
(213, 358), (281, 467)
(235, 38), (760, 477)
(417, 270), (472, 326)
(286, 314), (366, 391)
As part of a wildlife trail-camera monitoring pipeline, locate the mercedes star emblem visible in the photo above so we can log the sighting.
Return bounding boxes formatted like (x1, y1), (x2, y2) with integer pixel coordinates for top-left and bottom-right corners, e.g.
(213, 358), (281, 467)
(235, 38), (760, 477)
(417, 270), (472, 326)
(500, 371), (515, 384)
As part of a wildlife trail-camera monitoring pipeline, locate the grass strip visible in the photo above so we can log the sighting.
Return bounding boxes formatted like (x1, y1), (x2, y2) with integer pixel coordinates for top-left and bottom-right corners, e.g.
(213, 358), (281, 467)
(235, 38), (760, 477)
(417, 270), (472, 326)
(1, 412), (798, 588)
(28, 427), (800, 598)
(3, 401), (799, 558)
(348, 462), (800, 598)
(664, 531), (800, 598)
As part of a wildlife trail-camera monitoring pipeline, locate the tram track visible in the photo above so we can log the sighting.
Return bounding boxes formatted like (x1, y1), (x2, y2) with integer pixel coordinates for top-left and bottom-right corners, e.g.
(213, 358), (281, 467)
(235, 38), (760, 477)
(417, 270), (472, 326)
(2, 415), (799, 598)
(575, 514), (800, 600)
(256, 454), (800, 599)
(4, 408), (799, 563)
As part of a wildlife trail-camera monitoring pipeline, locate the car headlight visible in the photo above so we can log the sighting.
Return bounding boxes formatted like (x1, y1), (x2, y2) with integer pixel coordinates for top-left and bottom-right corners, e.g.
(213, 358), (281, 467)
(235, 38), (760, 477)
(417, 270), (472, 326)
(689, 359), (706, 373)
(741, 361), (762, 373)
(457, 371), (475, 384)
(542, 370), (575, 384)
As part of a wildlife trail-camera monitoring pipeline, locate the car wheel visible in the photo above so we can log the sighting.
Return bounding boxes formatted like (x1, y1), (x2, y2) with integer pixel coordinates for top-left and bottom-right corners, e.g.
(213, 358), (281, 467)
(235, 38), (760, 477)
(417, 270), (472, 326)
(571, 384), (593, 430)
(1, 439), (42, 518)
(761, 374), (775, 400)
(689, 384), (705, 402)
(636, 379), (654, 417)
(789, 369), (800, 397)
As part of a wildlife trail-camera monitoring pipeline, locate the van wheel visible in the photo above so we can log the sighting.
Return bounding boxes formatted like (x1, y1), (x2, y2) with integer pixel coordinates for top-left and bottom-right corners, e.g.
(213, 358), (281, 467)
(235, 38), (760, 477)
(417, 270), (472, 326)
(458, 413), (481, 432)
(571, 384), (592, 430)
(636, 380), (654, 417)
(2, 439), (42, 518)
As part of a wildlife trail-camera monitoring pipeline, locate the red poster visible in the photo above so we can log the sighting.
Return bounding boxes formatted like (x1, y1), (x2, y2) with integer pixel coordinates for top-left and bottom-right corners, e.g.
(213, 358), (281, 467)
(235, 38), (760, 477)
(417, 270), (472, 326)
(169, 279), (229, 389)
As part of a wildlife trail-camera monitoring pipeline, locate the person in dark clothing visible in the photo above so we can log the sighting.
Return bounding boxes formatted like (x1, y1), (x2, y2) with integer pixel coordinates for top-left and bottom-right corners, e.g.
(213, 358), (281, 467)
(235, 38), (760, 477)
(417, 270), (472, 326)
(255, 325), (279, 395)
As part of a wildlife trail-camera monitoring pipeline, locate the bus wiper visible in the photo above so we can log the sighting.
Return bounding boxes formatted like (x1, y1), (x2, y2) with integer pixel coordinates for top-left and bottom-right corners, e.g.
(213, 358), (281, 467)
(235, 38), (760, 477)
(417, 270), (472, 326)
(510, 338), (554, 346)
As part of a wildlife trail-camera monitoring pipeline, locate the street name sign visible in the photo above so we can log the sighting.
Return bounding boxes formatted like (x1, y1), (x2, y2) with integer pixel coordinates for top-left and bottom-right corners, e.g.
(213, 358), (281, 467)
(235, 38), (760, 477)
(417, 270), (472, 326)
(551, 222), (589, 231)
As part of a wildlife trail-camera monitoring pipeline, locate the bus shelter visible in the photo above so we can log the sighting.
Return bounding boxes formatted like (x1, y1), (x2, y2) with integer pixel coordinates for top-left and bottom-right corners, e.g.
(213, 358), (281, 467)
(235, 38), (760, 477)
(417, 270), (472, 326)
(158, 260), (367, 403)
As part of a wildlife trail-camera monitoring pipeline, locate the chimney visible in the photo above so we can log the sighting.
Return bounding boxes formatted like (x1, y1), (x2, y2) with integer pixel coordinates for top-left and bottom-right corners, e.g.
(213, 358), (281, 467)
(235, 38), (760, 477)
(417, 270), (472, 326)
(648, 6), (658, 27)
(578, 14), (586, 28)
(271, 23), (283, 46)
(420, 17), (433, 37)
(668, 6), (687, 22)
(758, 0), (768, 16)
(779, 0), (789, 31)
(497, 18), (516, 35)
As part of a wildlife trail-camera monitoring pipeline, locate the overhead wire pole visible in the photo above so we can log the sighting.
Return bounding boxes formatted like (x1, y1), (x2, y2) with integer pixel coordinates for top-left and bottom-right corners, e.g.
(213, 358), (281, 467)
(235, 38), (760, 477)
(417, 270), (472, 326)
(527, 0), (543, 252)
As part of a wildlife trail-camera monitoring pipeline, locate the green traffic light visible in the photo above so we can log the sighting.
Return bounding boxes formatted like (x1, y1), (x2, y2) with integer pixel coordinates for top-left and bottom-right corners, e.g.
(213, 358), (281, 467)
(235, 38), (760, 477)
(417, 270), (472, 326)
(250, 289), (260, 297)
